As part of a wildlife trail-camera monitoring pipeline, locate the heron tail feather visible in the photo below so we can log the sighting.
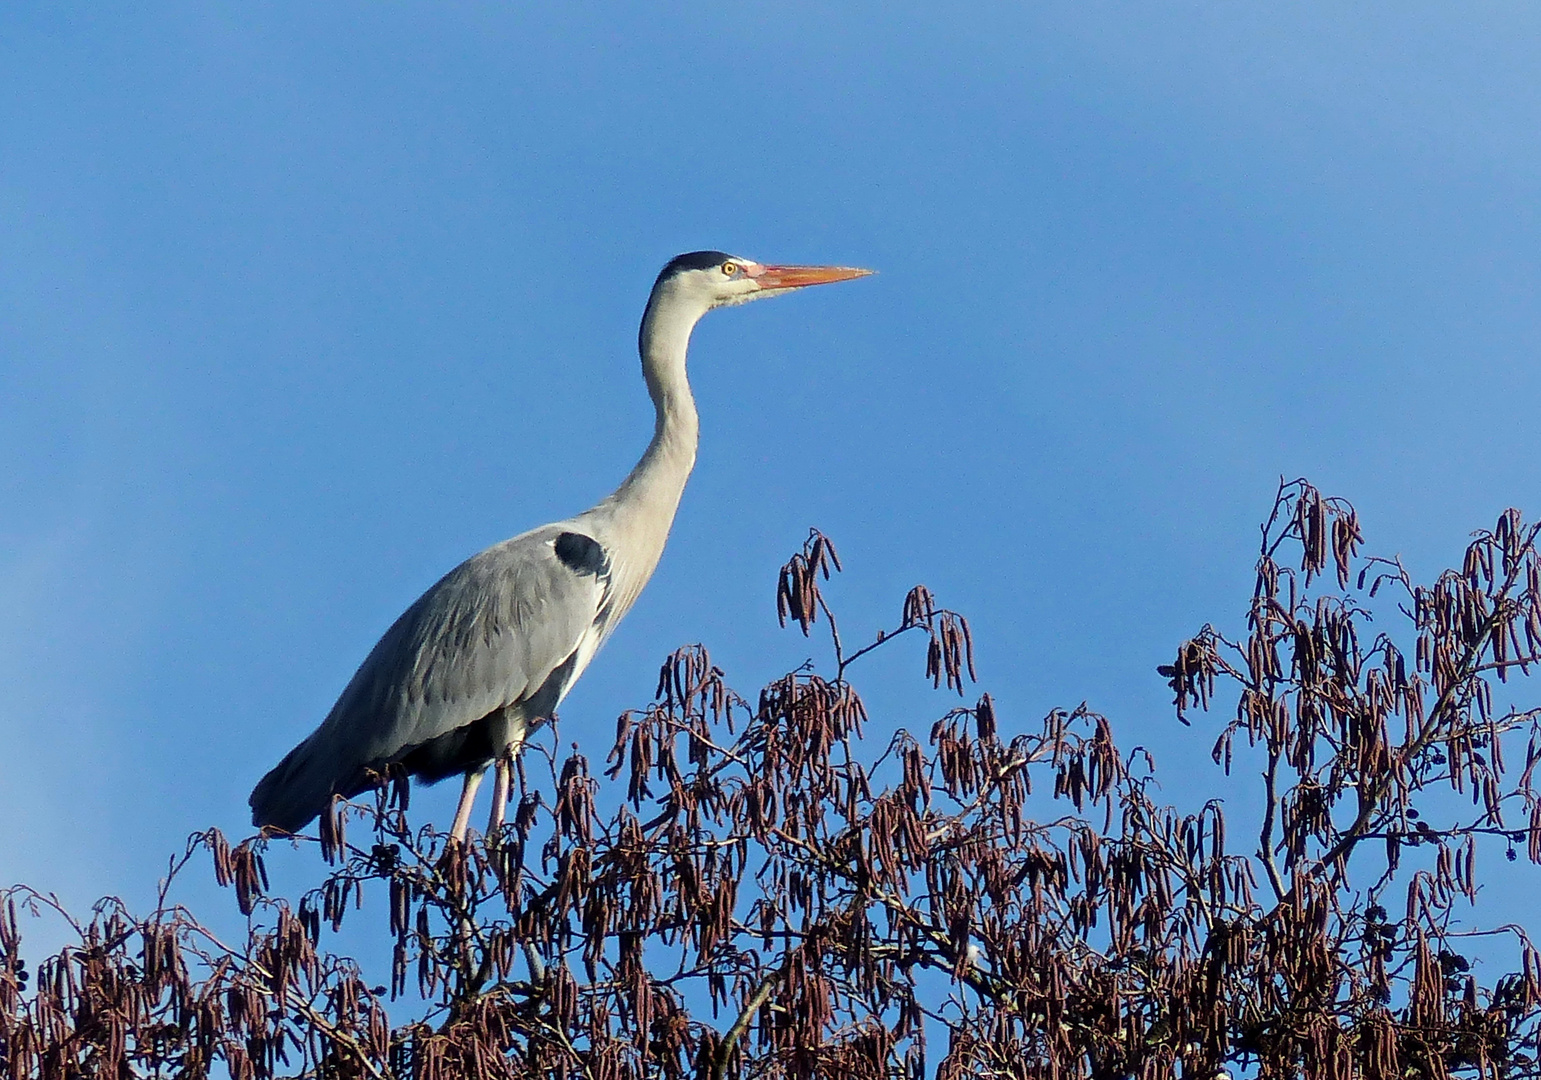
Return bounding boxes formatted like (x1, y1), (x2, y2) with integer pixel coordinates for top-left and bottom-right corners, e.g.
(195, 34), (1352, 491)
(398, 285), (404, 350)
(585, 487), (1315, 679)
(248, 733), (354, 834)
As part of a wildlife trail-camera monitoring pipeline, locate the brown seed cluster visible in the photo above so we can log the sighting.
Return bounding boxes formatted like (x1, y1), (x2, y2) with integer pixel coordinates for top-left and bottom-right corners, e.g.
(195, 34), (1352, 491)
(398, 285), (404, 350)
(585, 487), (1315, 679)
(5, 481), (1541, 1078)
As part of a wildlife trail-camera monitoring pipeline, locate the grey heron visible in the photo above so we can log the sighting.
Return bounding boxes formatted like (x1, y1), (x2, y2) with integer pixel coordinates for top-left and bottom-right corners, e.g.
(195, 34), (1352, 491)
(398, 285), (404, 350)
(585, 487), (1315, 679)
(249, 251), (872, 841)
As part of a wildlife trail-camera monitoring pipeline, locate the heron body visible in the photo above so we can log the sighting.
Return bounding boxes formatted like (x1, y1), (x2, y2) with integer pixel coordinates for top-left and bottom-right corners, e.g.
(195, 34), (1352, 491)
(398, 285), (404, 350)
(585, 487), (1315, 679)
(249, 251), (871, 838)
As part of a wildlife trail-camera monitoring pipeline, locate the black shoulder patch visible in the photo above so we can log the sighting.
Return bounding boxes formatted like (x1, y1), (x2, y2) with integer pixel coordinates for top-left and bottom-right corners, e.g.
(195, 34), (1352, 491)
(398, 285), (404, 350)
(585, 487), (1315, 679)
(554, 531), (610, 578)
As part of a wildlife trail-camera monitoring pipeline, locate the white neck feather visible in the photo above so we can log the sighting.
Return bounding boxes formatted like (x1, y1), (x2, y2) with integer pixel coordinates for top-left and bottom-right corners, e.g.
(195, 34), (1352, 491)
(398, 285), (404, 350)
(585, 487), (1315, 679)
(578, 287), (706, 617)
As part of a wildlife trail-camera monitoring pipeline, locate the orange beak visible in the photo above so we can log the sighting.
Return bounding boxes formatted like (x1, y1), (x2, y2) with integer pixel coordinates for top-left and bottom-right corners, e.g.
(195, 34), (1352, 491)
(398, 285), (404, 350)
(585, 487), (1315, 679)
(750, 264), (874, 290)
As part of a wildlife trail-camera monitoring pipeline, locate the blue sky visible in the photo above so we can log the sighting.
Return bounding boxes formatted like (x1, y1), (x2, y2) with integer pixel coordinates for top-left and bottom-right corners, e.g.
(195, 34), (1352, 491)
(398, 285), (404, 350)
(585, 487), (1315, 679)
(5, 2), (1541, 931)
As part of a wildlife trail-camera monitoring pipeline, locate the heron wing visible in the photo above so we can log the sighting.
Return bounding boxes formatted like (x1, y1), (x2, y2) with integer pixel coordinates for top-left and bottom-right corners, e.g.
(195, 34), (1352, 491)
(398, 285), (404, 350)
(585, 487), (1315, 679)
(342, 524), (609, 758)
(250, 522), (611, 830)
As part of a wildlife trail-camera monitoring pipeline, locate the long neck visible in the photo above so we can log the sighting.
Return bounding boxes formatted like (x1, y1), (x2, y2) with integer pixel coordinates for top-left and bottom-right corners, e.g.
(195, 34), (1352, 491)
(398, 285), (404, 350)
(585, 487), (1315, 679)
(583, 291), (703, 610)
(615, 294), (701, 514)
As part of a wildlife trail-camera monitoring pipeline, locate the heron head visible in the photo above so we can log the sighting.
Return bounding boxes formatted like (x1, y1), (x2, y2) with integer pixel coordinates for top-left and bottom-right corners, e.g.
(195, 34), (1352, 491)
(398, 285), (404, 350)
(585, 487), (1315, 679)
(650, 250), (873, 315)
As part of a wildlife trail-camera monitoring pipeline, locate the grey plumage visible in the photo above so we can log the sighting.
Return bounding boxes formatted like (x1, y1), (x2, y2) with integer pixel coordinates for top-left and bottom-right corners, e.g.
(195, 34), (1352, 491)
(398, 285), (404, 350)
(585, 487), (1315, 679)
(249, 251), (871, 837)
(250, 525), (607, 831)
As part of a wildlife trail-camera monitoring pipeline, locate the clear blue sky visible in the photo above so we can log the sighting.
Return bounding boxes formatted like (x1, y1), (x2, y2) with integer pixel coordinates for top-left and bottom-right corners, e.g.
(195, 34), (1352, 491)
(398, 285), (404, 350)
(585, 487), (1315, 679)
(5, 3), (1541, 925)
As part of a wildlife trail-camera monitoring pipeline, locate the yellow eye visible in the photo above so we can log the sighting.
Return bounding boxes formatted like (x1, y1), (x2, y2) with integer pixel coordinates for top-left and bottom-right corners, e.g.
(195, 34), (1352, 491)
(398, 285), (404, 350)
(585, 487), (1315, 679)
(721, 261), (738, 276)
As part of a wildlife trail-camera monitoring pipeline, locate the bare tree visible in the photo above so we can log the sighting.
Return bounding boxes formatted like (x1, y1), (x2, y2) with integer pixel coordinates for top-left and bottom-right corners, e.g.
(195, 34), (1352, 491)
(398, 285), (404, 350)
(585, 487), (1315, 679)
(5, 480), (1541, 1079)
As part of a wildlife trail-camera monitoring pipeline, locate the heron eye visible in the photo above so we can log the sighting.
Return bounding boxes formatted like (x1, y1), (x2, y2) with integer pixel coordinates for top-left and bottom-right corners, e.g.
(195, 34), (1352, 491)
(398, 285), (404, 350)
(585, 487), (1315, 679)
(721, 262), (738, 276)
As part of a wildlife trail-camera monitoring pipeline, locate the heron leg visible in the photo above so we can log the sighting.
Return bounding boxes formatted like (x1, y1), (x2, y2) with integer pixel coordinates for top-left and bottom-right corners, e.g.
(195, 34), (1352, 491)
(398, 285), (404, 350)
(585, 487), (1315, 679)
(487, 755), (511, 836)
(449, 767), (486, 842)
